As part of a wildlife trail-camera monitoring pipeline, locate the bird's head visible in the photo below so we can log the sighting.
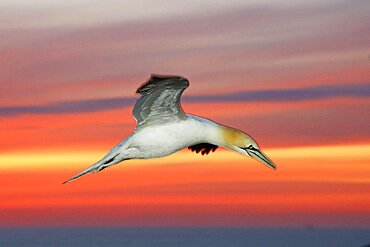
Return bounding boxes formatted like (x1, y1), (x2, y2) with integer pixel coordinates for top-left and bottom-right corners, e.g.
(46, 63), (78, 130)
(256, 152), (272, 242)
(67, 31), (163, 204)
(222, 127), (276, 170)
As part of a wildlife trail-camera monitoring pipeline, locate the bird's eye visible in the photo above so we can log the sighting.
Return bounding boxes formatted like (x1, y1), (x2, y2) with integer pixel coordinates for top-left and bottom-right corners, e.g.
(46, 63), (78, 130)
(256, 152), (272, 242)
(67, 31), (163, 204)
(239, 145), (256, 152)
(246, 145), (258, 151)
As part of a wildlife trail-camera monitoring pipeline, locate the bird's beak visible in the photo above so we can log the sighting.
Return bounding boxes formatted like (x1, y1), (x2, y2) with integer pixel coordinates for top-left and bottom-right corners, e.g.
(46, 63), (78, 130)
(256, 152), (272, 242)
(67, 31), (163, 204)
(246, 148), (276, 170)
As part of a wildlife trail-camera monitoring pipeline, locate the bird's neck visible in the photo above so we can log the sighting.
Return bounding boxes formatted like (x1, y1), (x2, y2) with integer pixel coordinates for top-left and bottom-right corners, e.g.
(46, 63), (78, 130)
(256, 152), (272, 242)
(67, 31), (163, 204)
(187, 115), (240, 149)
(218, 126), (241, 150)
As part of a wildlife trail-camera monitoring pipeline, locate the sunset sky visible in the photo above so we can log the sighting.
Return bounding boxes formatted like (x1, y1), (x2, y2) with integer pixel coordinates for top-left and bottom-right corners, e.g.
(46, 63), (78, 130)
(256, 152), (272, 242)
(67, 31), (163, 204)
(0, 0), (369, 228)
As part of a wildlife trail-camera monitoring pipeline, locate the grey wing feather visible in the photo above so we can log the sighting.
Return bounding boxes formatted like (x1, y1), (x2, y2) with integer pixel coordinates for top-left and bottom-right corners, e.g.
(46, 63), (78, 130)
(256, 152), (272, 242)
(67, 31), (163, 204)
(133, 74), (189, 128)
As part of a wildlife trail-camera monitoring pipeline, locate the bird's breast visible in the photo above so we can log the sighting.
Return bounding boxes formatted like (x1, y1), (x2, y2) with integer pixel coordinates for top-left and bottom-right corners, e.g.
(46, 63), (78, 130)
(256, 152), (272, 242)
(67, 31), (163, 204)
(130, 118), (219, 158)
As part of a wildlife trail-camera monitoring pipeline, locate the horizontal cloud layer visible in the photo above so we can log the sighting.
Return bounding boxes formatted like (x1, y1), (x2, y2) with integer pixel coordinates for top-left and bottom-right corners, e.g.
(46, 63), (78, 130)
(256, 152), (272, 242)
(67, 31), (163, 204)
(1, 0), (369, 105)
(1, 83), (368, 117)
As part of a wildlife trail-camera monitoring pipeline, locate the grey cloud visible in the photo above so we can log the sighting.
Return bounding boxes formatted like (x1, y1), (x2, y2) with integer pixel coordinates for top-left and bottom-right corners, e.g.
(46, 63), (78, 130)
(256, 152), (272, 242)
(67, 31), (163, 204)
(0, 98), (135, 117)
(185, 84), (370, 102)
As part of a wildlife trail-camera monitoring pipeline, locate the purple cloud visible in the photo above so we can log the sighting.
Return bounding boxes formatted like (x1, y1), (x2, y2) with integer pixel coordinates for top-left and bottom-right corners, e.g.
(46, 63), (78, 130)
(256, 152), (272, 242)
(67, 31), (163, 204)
(0, 83), (368, 117)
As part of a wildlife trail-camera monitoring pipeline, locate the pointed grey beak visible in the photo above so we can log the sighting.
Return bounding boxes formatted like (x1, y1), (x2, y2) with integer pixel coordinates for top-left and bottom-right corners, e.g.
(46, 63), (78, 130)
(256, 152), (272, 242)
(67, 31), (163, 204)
(246, 148), (276, 170)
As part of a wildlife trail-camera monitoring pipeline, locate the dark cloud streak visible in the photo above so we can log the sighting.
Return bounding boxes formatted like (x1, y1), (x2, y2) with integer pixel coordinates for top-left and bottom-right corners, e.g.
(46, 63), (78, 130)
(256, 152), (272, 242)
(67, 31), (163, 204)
(0, 98), (135, 117)
(186, 84), (370, 102)
(1, 84), (368, 117)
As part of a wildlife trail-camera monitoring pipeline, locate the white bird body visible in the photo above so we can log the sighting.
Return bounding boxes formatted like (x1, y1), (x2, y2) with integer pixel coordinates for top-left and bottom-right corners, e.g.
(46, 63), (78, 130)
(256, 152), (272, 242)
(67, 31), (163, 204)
(64, 75), (276, 184)
(123, 114), (221, 159)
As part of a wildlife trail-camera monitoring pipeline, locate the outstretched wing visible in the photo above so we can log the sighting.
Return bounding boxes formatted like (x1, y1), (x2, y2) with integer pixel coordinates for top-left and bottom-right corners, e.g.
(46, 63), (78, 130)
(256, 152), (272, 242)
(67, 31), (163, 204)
(188, 143), (218, 155)
(133, 74), (189, 129)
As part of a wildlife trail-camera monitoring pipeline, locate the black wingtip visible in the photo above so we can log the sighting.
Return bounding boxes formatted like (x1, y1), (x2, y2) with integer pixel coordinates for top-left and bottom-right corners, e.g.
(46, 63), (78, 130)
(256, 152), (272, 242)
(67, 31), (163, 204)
(136, 74), (188, 94)
(188, 143), (219, 156)
(149, 74), (187, 81)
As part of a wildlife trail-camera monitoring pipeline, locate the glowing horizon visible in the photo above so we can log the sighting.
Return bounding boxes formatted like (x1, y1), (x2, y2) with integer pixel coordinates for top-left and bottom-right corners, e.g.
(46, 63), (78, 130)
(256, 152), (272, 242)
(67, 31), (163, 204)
(1, 143), (369, 170)
(1, 143), (370, 227)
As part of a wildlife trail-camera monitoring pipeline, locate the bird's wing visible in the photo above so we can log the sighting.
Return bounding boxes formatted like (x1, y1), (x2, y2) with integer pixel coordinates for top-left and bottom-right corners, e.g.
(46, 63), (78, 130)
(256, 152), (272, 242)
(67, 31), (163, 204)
(133, 74), (189, 128)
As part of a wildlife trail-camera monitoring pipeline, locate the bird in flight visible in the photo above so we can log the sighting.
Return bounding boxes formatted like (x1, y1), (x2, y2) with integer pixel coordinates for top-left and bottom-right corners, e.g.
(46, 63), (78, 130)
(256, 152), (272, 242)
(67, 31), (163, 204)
(63, 75), (276, 184)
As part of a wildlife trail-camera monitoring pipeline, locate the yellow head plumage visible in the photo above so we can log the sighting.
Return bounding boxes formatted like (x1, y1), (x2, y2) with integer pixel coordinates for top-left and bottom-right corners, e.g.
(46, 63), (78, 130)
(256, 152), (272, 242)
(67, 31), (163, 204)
(221, 127), (257, 149)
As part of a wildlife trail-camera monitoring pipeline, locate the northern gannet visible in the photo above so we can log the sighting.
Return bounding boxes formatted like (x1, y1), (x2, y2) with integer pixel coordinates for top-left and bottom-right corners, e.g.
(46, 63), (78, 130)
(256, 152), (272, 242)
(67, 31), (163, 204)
(64, 75), (276, 184)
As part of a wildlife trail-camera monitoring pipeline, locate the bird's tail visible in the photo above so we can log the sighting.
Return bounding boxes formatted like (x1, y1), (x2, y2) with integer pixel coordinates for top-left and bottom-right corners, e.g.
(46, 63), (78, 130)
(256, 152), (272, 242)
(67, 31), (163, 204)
(63, 153), (121, 185)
